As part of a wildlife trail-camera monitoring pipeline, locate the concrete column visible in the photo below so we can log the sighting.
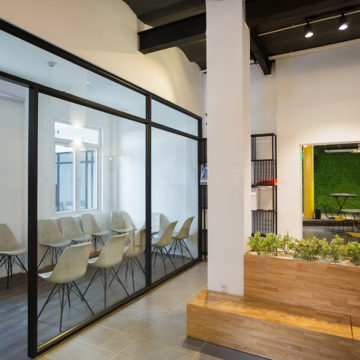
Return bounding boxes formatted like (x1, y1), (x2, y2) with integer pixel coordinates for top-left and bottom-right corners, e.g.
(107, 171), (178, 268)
(303, 146), (315, 219)
(206, 0), (251, 296)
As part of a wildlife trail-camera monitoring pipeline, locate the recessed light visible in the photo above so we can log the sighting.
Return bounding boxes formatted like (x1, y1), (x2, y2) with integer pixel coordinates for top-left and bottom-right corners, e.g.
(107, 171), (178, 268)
(86, 80), (91, 85)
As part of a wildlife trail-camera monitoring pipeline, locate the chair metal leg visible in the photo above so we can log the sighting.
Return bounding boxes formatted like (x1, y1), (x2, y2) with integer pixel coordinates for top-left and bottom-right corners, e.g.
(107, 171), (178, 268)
(182, 239), (194, 260)
(110, 267), (129, 296)
(159, 248), (167, 274)
(135, 257), (145, 274)
(59, 284), (65, 332)
(83, 268), (99, 296)
(15, 256), (28, 272)
(38, 248), (50, 269)
(38, 283), (58, 319)
(130, 259), (135, 293)
(72, 281), (94, 315)
(164, 246), (177, 269)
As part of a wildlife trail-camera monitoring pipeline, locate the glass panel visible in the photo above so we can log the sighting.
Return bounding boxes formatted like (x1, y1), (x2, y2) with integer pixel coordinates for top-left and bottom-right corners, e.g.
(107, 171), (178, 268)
(152, 128), (198, 282)
(37, 94), (146, 346)
(0, 78), (28, 358)
(152, 99), (198, 136)
(55, 145), (74, 212)
(0, 30), (146, 118)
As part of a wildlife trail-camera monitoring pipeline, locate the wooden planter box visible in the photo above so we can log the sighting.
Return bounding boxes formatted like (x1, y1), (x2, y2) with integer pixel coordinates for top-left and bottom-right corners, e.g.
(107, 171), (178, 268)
(244, 252), (360, 317)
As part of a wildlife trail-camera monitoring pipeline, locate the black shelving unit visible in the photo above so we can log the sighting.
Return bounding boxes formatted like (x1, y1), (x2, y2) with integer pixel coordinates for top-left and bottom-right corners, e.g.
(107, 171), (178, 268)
(199, 138), (207, 258)
(251, 133), (277, 235)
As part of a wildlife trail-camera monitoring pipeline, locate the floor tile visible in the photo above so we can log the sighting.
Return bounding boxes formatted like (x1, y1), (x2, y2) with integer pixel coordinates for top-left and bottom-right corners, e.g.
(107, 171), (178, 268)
(76, 324), (135, 353)
(121, 338), (193, 360)
(47, 339), (115, 360)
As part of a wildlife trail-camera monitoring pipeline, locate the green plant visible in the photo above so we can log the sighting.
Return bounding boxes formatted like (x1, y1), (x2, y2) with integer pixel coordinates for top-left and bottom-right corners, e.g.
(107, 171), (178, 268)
(263, 233), (281, 255)
(345, 242), (360, 266)
(325, 235), (345, 263)
(279, 232), (295, 254)
(293, 237), (326, 261)
(248, 232), (264, 255)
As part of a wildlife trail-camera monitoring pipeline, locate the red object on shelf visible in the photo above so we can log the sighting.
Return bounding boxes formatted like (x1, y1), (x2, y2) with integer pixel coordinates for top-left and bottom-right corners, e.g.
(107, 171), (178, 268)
(256, 179), (277, 186)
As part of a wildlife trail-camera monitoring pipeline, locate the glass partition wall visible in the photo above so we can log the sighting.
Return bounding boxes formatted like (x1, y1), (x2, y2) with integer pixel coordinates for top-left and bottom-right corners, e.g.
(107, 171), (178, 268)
(0, 19), (201, 359)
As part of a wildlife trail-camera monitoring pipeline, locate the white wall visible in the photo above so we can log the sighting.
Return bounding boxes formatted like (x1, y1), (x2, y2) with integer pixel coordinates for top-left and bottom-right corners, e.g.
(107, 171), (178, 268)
(0, 94), (28, 275)
(0, 0), (204, 117)
(251, 43), (360, 238)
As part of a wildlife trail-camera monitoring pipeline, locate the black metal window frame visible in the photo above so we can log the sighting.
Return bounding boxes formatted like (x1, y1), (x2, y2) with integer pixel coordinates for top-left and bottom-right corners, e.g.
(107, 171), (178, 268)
(80, 149), (96, 210)
(0, 18), (203, 359)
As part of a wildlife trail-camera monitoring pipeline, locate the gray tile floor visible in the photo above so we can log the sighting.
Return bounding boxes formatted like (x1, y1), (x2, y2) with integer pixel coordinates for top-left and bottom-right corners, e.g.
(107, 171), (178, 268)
(38, 261), (265, 360)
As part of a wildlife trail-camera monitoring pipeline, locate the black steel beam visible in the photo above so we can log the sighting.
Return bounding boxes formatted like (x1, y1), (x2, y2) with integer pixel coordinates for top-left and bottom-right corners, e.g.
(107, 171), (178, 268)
(250, 29), (272, 75)
(139, 13), (206, 54)
(138, 0), (205, 27)
(246, 0), (360, 28)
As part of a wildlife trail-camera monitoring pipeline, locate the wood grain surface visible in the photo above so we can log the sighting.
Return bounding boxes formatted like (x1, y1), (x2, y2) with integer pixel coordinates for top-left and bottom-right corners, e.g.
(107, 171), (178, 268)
(187, 290), (354, 360)
(244, 253), (360, 317)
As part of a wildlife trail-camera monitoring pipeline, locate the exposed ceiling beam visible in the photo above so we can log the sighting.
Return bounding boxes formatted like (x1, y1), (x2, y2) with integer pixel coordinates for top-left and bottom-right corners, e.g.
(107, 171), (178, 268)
(250, 29), (272, 75)
(246, 0), (360, 28)
(138, 13), (206, 54)
(138, 0), (205, 27)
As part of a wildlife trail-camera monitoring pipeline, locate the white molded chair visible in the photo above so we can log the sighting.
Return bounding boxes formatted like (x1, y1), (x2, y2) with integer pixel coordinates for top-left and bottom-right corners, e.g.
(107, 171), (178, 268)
(38, 219), (71, 268)
(84, 234), (129, 307)
(152, 221), (177, 274)
(123, 229), (146, 292)
(81, 213), (109, 251)
(111, 211), (135, 236)
(59, 217), (92, 243)
(0, 224), (27, 289)
(38, 242), (93, 332)
(170, 217), (195, 264)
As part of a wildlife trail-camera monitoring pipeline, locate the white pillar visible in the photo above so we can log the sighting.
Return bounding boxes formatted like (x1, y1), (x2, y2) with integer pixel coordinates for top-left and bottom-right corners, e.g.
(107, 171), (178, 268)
(206, 0), (251, 296)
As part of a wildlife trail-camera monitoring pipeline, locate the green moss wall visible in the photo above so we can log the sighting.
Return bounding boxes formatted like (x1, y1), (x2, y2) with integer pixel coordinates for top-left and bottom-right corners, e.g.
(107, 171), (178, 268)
(314, 150), (360, 212)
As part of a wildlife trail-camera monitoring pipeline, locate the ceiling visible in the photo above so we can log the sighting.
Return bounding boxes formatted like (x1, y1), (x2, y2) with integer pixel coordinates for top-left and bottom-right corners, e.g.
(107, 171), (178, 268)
(124, 0), (360, 75)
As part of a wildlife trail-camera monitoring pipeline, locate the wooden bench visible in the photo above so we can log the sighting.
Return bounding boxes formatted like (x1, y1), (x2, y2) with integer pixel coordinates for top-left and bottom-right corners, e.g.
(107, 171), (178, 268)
(187, 290), (359, 360)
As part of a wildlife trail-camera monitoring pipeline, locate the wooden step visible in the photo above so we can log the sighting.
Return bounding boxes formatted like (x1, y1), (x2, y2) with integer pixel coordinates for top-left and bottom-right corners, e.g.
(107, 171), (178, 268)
(187, 290), (357, 360)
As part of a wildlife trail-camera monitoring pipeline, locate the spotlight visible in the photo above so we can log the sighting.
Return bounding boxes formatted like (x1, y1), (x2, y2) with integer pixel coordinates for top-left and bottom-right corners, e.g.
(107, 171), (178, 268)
(304, 20), (313, 38)
(338, 13), (348, 31)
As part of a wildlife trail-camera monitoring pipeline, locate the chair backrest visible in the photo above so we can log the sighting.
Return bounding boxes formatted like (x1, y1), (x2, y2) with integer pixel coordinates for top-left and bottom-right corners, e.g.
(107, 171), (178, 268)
(125, 229), (146, 257)
(0, 224), (20, 251)
(175, 217), (195, 240)
(81, 213), (101, 234)
(151, 213), (161, 234)
(38, 219), (63, 245)
(111, 211), (134, 229)
(94, 234), (128, 268)
(50, 242), (91, 283)
(155, 221), (178, 247)
(59, 217), (83, 239)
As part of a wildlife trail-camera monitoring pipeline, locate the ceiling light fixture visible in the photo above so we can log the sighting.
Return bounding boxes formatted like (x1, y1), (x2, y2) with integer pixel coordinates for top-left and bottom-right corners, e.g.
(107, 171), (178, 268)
(304, 20), (314, 38)
(338, 12), (348, 31)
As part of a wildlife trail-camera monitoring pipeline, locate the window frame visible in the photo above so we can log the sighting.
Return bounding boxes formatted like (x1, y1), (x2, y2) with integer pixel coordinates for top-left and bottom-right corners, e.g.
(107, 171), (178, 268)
(54, 121), (101, 214)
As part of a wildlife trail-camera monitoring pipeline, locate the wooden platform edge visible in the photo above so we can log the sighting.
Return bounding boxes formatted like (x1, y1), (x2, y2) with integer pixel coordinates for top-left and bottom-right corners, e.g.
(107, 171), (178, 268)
(187, 290), (357, 360)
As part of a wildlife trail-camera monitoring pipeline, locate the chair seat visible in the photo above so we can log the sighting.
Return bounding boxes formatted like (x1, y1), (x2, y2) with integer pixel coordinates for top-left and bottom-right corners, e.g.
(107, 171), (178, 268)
(40, 239), (71, 248)
(0, 247), (26, 256)
(111, 226), (134, 233)
(172, 233), (185, 240)
(88, 256), (99, 265)
(38, 271), (53, 280)
(69, 234), (92, 242)
(91, 230), (109, 237)
(152, 238), (161, 246)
